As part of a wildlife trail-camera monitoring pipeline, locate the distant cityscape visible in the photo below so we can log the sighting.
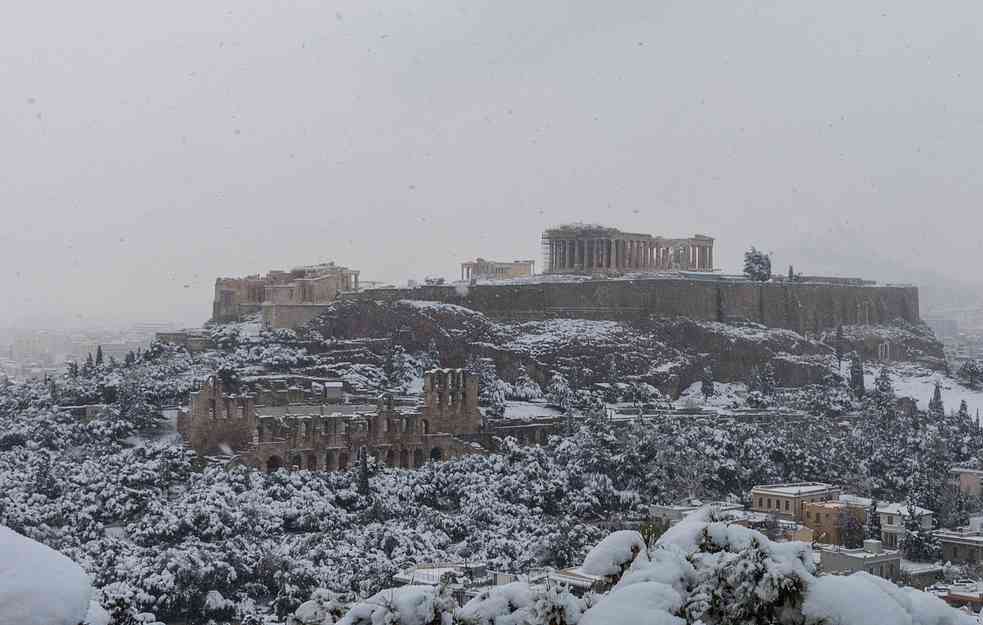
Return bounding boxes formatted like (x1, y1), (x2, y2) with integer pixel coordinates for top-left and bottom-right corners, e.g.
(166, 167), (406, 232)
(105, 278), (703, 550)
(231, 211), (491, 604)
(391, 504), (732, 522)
(0, 322), (178, 383)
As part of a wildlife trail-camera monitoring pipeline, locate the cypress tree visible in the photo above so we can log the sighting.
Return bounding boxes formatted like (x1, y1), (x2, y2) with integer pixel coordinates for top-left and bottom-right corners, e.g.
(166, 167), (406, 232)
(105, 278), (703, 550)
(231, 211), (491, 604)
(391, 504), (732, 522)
(835, 324), (845, 371)
(357, 447), (370, 496)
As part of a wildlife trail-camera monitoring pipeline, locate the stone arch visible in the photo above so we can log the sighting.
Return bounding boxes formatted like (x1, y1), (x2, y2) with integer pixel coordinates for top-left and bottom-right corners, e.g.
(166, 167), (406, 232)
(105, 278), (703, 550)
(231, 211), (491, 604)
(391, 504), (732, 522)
(266, 455), (283, 473)
(430, 447), (443, 462)
(325, 449), (337, 471)
(413, 448), (425, 468)
(339, 452), (349, 470)
(290, 454), (303, 470)
(385, 449), (395, 467)
(400, 449), (410, 468)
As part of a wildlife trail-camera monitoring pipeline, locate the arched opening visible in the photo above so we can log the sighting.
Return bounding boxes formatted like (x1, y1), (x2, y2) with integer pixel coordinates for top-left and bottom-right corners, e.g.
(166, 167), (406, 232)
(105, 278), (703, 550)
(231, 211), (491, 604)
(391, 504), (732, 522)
(385, 449), (395, 467)
(400, 449), (410, 468)
(421, 419), (430, 435)
(290, 455), (303, 470)
(266, 455), (283, 473)
(325, 449), (336, 471)
(339, 452), (349, 470)
(413, 448), (425, 468)
(306, 453), (318, 471)
(430, 447), (443, 462)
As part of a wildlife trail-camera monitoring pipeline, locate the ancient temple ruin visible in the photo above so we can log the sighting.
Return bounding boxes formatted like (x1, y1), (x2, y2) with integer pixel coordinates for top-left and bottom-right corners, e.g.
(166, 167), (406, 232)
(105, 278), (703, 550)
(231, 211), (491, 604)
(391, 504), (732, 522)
(541, 224), (714, 274)
(177, 369), (559, 472)
(212, 262), (360, 323)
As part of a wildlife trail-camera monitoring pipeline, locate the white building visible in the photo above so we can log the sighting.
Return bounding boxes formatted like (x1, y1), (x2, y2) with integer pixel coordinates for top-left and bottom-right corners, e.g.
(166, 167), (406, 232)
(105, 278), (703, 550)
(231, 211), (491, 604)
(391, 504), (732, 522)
(749, 482), (841, 521)
(876, 502), (934, 549)
(817, 539), (901, 581)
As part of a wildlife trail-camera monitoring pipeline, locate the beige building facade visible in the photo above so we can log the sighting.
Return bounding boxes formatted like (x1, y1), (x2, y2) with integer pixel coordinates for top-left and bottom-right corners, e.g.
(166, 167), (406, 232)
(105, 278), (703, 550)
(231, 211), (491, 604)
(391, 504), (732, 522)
(213, 262), (360, 322)
(802, 500), (866, 546)
(541, 224), (714, 274)
(749, 482), (841, 522)
(460, 258), (536, 281)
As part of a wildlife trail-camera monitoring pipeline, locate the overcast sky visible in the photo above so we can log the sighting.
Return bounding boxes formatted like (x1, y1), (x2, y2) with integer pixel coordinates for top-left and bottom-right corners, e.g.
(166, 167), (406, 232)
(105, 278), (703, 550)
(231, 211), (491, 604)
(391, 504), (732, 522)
(2, 0), (981, 327)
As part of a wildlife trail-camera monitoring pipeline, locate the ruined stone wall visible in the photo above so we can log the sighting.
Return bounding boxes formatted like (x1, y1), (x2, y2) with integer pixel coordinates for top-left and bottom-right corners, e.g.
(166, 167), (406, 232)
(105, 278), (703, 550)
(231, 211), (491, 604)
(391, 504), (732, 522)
(262, 303), (335, 329)
(185, 379), (257, 454)
(345, 279), (919, 333)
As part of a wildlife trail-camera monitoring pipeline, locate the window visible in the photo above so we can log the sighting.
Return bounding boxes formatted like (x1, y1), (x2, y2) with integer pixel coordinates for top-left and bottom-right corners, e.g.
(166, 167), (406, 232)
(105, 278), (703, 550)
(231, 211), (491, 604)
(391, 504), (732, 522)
(784, 500), (790, 511)
(758, 497), (763, 508)
(767, 498), (772, 509)
(887, 515), (894, 526)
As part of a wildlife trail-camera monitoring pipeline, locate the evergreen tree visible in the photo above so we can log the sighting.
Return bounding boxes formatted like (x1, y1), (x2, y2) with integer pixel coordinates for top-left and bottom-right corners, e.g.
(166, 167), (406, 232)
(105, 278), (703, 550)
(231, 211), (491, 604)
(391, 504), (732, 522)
(31, 451), (60, 499)
(899, 497), (940, 562)
(747, 365), (763, 394)
(545, 372), (574, 412)
(865, 499), (882, 540)
(835, 324), (845, 371)
(426, 339), (441, 368)
(383, 344), (413, 393)
(788, 265), (795, 281)
(701, 367), (715, 403)
(838, 508), (864, 548)
(357, 447), (370, 496)
(760, 362), (777, 397)
(868, 367), (896, 422)
(958, 360), (983, 389)
(743, 247), (772, 282)
(82, 352), (95, 377)
(849, 352), (865, 398)
(95, 345), (104, 367)
(928, 381), (944, 417)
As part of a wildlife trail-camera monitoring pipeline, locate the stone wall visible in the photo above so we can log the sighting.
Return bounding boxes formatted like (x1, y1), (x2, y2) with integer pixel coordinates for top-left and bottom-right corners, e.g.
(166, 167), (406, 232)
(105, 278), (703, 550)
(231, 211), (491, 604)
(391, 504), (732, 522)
(344, 278), (919, 334)
(262, 303), (335, 329)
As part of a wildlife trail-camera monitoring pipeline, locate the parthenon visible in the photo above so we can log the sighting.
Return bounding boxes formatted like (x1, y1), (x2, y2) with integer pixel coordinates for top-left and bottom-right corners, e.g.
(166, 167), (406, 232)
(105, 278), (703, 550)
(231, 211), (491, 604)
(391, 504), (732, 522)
(541, 224), (714, 274)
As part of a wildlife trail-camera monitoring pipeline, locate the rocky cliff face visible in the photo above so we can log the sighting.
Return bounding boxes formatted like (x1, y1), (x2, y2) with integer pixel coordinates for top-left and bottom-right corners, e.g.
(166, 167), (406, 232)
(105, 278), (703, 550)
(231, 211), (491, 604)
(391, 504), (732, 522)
(818, 320), (946, 371)
(299, 300), (948, 398)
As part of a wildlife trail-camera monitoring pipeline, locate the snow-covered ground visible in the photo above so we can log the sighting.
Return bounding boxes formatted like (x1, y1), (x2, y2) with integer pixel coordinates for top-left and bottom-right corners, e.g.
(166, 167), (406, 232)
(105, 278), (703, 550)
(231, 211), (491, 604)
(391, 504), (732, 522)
(502, 400), (564, 419)
(860, 363), (983, 417)
(505, 318), (625, 351)
(675, 381), (748, 409)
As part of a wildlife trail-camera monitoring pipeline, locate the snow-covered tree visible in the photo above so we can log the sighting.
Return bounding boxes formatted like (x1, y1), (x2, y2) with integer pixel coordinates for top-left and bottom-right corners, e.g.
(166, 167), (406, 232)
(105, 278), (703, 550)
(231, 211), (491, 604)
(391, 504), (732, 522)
(546, 372), (574, 412)
(383, 344), (414, 393)
(849, 352), (865, 398)
(509, 365), (543, 401)
(928, 380), (944, 417)
(958, 360), (982, 389)
(760, 362), (777, 397)
(701, 367), (715, 403)
(835, 324), (845, 370)
(743, 247), (772, 282)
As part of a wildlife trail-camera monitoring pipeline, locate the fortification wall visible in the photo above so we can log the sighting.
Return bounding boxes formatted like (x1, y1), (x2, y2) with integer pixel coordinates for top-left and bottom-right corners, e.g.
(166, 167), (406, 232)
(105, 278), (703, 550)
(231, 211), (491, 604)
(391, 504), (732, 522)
(344, 278), (919, 333)
(262, 304), (334, 329)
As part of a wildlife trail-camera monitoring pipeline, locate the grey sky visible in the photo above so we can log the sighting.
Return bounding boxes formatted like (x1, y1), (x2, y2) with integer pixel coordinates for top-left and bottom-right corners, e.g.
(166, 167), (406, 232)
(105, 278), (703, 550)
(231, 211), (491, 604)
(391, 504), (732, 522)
(2, 0), (981, 327)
